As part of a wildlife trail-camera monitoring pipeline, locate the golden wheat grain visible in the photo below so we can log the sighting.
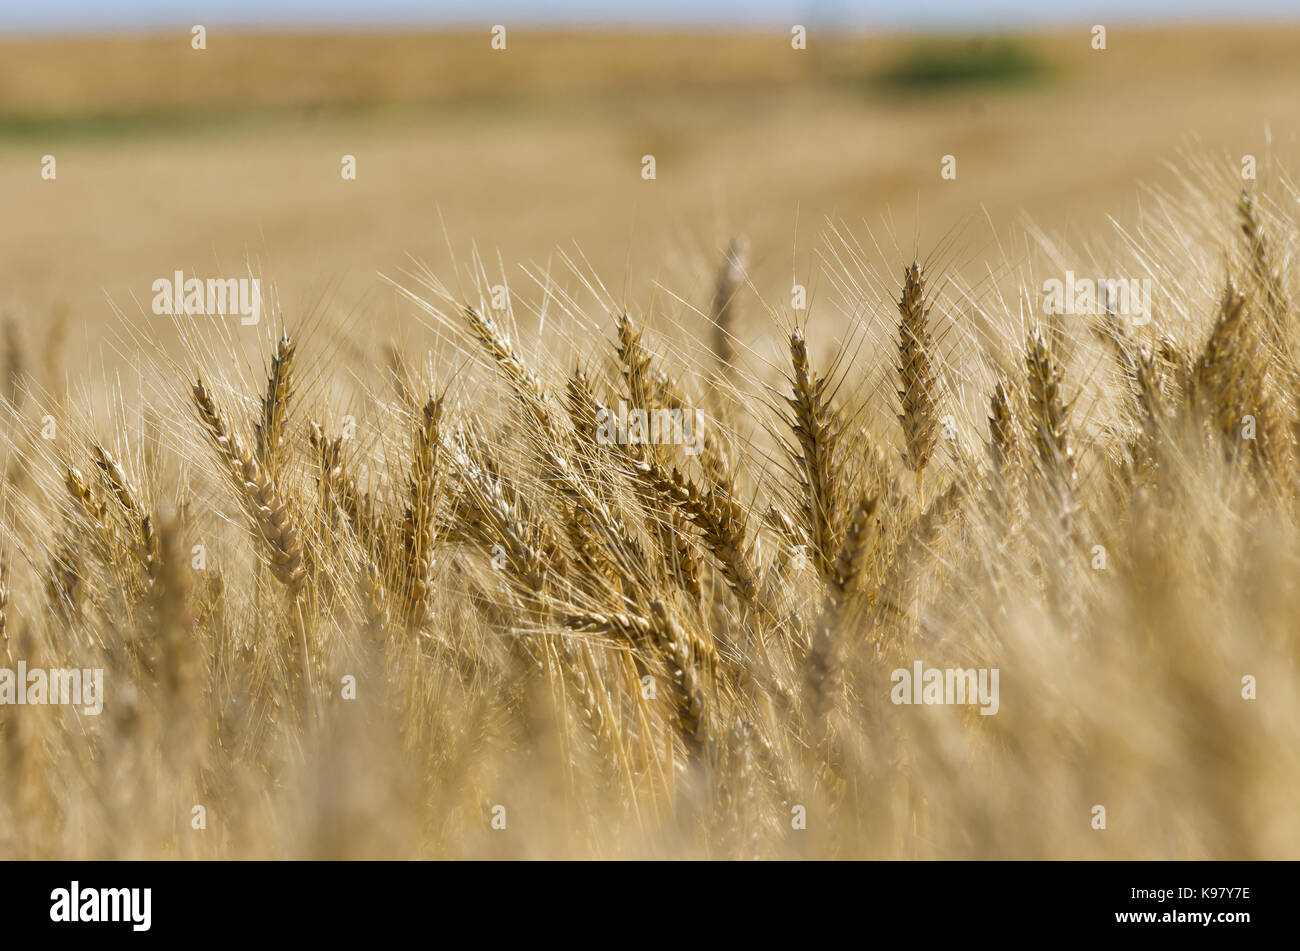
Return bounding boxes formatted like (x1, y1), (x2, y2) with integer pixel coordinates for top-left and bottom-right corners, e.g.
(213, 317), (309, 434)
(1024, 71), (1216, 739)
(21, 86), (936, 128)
(786, 328), (843, 582)
(1191, 278), (1256, 452)
(634, 456), (758, 607)
(192, 376), (305, 596)
(897, 262), (941, 489)
(400, 395), (444, 632)
(1025, 326), (1077, 502)
(254, 332), (297, 483)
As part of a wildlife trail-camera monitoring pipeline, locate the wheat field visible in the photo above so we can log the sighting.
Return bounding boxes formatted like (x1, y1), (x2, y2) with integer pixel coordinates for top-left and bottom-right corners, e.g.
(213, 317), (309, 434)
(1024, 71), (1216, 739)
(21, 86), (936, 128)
(2, 27), (1300, 860)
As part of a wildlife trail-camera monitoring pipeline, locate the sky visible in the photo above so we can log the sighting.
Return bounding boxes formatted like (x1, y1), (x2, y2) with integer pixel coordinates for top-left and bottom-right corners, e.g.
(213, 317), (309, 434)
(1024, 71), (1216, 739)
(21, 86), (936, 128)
(4, 0), (1300, 33)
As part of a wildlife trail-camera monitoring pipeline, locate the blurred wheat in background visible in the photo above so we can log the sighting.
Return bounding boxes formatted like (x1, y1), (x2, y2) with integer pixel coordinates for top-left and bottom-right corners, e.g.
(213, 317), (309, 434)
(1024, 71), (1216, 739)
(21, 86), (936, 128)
(2, 19), (1300, 859)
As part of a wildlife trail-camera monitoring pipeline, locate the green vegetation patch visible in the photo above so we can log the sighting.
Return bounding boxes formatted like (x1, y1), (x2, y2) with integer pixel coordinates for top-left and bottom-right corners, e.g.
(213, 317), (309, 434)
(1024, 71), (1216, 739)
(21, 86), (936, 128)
(871, 37), (1050, 93)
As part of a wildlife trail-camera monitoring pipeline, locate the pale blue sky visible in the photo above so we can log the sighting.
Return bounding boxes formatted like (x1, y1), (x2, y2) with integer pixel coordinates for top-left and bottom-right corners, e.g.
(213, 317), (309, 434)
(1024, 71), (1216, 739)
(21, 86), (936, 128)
(4, 0), (1300, 32)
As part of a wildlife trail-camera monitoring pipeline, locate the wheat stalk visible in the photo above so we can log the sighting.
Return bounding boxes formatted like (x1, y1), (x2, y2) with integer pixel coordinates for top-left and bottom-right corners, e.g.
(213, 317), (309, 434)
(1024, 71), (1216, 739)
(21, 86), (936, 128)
(805, 492), (878, 729)
(0, 556), (10, 657)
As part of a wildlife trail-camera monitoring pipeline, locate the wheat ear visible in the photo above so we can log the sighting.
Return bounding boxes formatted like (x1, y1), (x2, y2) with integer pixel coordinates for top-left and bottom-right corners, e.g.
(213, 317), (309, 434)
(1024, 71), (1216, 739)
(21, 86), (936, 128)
(1025, 326), (1076, 507)
(254, 332), (297, 483)
(710, 234), (748, 369)
(787, 328), (842, 582)
(91, 443), (155, 571)
(401, 395), (444, 632)
(897, 262), (941, 494)
(1190, 278), (1256, 450)
(648, 599), (709, 760)
(193, 376), (305, 596)
(1238, 189), (1292, 361)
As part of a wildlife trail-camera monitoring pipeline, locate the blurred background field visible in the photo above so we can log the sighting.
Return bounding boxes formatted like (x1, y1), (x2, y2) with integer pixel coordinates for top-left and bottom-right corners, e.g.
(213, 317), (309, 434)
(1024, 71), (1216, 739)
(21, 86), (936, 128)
(1, 25), (1299, 361)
